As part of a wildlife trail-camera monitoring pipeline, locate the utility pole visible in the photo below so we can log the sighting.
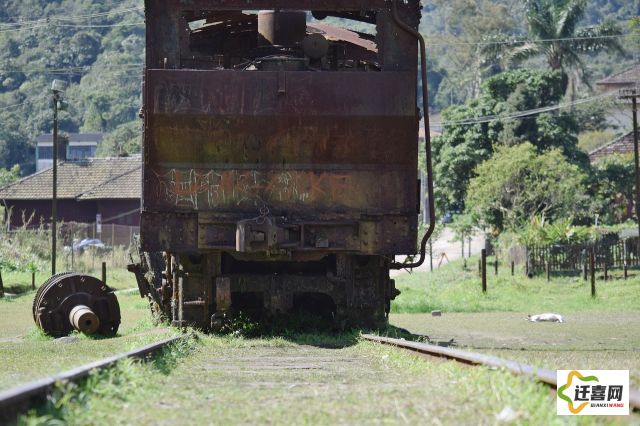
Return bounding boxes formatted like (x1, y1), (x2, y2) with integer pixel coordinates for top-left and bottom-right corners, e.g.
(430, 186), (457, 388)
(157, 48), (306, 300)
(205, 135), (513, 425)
(620, 88), (639, 252)
(51, 80), (66, 275)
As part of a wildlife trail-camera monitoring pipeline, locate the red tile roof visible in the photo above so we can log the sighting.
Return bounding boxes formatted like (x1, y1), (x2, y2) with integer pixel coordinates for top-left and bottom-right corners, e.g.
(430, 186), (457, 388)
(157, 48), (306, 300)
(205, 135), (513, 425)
(0, 157), (140, 200)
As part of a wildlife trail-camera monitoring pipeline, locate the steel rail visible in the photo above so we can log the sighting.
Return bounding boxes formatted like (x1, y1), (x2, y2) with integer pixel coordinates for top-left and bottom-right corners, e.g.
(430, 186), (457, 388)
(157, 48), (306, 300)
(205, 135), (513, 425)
(0, 334), (187, 423)
(362, 334), (640, 411)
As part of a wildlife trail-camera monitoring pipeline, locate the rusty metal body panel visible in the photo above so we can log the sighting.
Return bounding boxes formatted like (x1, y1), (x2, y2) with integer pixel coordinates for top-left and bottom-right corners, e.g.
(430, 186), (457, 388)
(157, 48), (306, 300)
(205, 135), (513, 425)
(142, 69), (418, 254)
(136, 0), (423, 329)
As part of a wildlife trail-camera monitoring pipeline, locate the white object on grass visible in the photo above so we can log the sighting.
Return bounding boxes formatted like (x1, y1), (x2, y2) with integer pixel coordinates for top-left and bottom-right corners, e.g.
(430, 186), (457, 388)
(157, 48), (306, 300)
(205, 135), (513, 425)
(527, 313), (564, 323)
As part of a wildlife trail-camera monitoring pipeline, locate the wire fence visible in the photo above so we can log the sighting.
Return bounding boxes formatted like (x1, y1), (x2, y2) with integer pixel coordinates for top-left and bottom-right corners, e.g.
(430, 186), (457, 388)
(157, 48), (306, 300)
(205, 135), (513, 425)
(516, 235), (640, 275)
(1, 218), (139, 279)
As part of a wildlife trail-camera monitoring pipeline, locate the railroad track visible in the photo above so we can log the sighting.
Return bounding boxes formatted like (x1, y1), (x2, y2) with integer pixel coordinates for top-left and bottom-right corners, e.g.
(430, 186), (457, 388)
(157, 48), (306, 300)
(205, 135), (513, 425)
(361, 334), (640, 412)
(0, 334), (187, 423)
(3, 332), (638, 422)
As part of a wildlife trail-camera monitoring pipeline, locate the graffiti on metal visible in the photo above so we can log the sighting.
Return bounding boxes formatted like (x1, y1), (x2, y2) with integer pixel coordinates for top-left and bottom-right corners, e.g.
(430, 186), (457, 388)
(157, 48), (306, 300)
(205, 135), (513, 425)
(152, 168), (352, 209)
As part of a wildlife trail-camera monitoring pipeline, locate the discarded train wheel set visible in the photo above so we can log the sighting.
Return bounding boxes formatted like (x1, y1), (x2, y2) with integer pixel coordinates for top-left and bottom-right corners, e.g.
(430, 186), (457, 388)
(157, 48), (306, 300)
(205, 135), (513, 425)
(32, 273), (120, 337)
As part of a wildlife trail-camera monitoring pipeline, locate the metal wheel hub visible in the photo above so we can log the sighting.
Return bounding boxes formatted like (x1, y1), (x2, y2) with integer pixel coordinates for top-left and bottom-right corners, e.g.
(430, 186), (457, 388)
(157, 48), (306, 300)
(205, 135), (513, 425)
(32, 272), (121, 337)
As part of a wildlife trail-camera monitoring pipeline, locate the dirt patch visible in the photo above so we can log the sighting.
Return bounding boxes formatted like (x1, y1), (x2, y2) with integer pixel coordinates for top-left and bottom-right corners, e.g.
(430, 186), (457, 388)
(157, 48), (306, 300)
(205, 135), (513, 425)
(0, 335), (23, 343)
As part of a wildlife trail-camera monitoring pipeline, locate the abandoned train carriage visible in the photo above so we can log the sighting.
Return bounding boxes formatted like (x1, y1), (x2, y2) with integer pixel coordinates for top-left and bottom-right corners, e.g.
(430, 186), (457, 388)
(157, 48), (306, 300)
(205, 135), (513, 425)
(131, 0), (431, 329)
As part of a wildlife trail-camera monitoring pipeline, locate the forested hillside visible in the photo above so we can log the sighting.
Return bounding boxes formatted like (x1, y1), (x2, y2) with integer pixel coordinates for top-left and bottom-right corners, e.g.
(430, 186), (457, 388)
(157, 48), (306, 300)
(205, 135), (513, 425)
(0, 0), (142, 173)
(0, 0), (637, 175)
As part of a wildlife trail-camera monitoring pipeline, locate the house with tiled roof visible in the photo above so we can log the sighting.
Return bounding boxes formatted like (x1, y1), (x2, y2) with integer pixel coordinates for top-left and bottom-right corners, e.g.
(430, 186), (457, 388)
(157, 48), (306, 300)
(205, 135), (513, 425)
(589, 131), (635, 162)
(596, 64), (640, 93)
(0, 157), (141, 230)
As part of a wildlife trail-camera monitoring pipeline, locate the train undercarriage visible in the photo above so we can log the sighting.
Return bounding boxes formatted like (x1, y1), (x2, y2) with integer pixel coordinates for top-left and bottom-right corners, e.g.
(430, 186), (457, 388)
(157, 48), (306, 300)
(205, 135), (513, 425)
(130, 249), (400, 331)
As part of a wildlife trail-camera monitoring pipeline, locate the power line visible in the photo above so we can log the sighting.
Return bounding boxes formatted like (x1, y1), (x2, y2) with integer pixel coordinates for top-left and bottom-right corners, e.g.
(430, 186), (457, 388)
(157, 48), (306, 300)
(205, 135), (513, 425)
(0, 99), (33, 111)
(424, 32), (638, 48)
(52, 22), (144, 29)
(432, 92), (619, 127)
(0, 21), (143, 34)
(0, 6), (143, 27)
(0, 64), (143, 75)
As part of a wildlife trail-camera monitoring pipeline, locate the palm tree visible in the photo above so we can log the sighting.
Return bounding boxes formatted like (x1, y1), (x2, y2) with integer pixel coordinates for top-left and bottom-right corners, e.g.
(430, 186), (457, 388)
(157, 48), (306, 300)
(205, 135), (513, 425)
(485, 0), (624, 83)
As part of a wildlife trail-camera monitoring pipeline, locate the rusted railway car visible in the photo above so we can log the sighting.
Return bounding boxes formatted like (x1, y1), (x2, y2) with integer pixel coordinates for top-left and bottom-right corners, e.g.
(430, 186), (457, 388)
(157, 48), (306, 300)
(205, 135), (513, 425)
(130, 0), (435, 330)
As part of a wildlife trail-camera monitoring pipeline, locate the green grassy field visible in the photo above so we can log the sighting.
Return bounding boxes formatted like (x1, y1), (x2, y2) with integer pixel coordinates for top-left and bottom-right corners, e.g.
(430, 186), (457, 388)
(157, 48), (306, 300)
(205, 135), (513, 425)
(392, 256), (640, 313)
(2, 259), (639, 424)
(1, 267), (134, 295)
(0, 269), (177, 392)
(391, 257), (640, 391)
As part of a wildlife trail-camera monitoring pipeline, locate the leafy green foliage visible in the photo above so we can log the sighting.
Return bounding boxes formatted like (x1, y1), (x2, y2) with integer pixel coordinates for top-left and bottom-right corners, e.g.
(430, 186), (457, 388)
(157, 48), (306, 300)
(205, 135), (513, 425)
(96, 121), (141, 156)
(517, 215), (594, 246)
(465, 143), (589, 231)
(0, 0), (143, 172)
(421, 0), (636, 110)
(485, 0), (624, 77)
(433, 68), (587, 213)
(591, 154), (636, 224)
(0, 164), (20, 187)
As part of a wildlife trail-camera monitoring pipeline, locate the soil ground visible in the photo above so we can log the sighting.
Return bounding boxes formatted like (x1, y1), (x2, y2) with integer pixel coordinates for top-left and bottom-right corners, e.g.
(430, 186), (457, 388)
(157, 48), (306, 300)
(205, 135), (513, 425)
(22, 335), (640, 425)
(2, 258), (639, 424)
(390, 312), (640, 388)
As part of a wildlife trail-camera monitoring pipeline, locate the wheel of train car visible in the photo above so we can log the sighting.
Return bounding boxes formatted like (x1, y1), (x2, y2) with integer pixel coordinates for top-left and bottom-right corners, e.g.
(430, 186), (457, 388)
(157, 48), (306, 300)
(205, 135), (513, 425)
(32, 273), (121, 337)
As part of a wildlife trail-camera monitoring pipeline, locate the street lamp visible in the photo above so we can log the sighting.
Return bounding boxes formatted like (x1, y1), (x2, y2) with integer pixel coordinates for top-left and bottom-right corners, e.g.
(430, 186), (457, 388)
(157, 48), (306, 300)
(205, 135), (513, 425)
(51, 79), (66, 275)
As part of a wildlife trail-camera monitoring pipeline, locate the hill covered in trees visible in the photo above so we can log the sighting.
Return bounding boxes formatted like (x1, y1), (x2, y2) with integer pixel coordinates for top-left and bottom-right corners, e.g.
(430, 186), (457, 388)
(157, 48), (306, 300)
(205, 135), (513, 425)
(0, 0), (637, 175)
(0, 0), (142, 173)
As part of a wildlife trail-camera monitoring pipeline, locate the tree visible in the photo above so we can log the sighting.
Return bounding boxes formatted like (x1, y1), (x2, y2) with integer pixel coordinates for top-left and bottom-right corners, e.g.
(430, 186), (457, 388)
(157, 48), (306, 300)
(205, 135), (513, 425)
(0, 165), (20, 188)
(591, 154), (635, 224)
(487, 0), (624, 83)
(421, 0), (519, 109)
(465, 143), (589, 231)
(97, 121), (141, 156)
(433, 68), (587, 214)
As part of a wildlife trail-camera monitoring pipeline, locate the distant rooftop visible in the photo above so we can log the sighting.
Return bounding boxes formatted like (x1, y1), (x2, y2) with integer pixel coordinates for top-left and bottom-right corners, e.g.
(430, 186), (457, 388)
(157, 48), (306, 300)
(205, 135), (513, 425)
(589, 131), (635, 162)
(0, 157), (140, 200)
(596, 64), (640, 91)
(36, 133), (104, 144)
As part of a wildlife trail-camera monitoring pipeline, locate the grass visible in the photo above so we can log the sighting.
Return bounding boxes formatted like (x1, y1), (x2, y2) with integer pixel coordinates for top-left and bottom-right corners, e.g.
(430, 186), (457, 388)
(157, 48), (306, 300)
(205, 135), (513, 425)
(0, 270), (174, 391)
(2, 253), (639, 424)
(391, 257), (640, 393)
(18, 335), (198, 426)
(20, 333), (635, 425)
(1, 266), (135, 295)
(392, 256), (640, 314)
(390, 312), (640, 387)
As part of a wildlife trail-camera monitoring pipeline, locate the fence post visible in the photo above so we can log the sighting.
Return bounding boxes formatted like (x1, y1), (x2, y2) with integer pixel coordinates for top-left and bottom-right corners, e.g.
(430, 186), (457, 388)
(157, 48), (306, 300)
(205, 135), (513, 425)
(546, 260), (550, 282)
(429, 240), (433, 272)
(102, 261), (107, 285)
(481, 249), (487, 293)
(590, 251), (596, 298)
(31, 272), (35, 290)
(494, 259), (498, 275)
(511, 261), (515, 276)
(478, 259), (481, 277)
(583, 260), (588, 281)
(603, 262), (608, 282)
(624, 262), (628, 280)
(0, 267), (4, 298)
